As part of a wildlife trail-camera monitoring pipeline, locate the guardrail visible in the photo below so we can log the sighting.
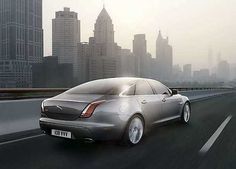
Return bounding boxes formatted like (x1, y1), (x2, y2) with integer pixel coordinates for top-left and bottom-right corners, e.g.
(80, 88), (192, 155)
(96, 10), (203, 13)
(0, 87), (234, 100)
(0, 88), (68, 93)
(0, 88), (69, 100)
(170, 87), (232, 91)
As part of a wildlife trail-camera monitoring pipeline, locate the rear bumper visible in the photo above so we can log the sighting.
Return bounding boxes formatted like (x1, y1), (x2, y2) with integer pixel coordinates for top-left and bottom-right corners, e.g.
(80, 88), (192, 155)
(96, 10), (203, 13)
(39, 118), (123, 141)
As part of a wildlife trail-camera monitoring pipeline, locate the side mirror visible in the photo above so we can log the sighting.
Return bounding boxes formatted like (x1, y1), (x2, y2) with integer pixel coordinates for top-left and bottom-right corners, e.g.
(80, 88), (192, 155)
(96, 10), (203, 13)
(171, 89), (178, 95)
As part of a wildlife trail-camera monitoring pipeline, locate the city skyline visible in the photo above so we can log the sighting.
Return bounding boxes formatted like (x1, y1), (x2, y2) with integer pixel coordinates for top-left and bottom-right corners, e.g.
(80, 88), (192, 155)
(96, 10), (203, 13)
(1, 0), (235, 88)
(43, 0), (236, 71)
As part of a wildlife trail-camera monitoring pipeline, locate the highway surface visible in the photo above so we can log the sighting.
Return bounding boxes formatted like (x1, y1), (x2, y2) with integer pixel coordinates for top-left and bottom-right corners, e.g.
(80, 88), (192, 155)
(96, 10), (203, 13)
(0, 93), (235, 169)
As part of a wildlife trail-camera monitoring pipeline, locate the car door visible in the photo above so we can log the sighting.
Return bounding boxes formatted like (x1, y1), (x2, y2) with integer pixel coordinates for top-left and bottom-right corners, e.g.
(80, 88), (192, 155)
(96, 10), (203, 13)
(134, 80), (163, 125)
(147, 80), (181, 121)
(161, 91), (181, 119)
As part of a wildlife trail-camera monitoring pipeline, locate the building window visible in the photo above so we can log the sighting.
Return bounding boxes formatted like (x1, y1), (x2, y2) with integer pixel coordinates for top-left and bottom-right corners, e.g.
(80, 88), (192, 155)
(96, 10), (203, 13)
(29, 29), (33, 41)
(29, 14), (33, 26)
(29, 45), (33, 56)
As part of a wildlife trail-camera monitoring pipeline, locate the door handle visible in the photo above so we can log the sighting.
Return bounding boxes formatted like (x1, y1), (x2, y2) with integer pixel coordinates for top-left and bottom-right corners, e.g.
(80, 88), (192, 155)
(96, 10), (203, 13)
(162, 98), (166, 102)
(141, 100), (147, 104)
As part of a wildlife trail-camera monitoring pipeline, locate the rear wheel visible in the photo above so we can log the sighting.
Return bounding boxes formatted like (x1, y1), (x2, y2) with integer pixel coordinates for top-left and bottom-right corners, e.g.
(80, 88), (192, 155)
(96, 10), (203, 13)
(122, 115), (144, 145)
(181, 102), (191, 123)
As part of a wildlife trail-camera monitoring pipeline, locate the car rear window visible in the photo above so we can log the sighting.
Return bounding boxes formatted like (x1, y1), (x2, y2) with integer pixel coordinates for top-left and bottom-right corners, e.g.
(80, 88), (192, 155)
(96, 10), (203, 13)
(66, 78), (136, 95)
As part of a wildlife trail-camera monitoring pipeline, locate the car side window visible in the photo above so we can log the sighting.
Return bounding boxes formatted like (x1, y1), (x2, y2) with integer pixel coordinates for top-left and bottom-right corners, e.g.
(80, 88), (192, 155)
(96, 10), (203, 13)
(147, 80), (170, 95)
(135, 80), (154, 95)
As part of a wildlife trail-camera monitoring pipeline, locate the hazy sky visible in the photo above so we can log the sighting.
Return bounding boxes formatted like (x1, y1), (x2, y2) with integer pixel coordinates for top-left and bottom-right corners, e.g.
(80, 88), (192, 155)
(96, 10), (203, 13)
(43, 0), (236, 70)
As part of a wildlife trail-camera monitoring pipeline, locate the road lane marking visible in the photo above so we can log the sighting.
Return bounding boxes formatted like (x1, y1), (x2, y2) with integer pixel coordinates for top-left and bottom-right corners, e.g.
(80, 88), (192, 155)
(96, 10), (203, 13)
(0, 134), (45, 146)
(199, 115), (232, 154)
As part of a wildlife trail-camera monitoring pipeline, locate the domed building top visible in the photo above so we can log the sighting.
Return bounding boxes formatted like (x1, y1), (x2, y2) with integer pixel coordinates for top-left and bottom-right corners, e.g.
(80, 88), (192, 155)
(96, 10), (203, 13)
(157, 30), (163, 40)
(97, 7), (112, 21)
(94, 6), (114, 44)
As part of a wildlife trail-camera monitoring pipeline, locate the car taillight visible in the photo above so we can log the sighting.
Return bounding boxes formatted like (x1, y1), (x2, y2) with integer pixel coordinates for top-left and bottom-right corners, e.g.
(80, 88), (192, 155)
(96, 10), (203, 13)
(80, 100), (106, 118)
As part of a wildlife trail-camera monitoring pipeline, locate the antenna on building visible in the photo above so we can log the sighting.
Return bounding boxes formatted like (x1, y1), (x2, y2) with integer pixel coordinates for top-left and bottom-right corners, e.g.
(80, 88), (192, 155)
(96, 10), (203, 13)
(157, 29), (163, 40)
(102, 0), (105, 8)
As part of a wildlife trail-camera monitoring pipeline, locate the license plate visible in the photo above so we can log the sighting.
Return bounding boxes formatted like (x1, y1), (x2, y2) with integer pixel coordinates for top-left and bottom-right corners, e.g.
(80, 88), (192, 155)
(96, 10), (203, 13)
(51, 129), (72, 139)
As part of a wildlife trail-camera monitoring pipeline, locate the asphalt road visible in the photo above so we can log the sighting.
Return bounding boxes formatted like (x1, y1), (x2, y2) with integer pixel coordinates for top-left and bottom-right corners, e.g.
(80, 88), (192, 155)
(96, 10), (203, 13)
(0, 93), (235, 169)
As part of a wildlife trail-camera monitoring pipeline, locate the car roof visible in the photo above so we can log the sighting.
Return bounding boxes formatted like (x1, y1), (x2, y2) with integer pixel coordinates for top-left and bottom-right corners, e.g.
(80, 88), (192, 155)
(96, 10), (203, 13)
(91, 77), (160, 84)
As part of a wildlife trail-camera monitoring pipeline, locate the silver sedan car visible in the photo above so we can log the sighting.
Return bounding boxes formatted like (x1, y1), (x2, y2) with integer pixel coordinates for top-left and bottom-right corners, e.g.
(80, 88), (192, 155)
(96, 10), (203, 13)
(40, 77), (191, 145)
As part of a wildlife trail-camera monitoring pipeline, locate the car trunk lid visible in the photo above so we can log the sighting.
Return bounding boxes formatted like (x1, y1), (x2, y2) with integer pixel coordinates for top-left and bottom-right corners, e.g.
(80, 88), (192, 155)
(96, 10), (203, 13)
(43, 94), (104, 120)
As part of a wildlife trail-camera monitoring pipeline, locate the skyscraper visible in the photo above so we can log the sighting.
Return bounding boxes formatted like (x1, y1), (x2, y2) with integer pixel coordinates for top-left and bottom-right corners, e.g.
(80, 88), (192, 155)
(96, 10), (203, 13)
(94, 8), (114, 44)
(156, 30), (173, 81)
(88, 7), (121, 80)
(230, 64), (236, 80)
(183, 64), (192, 81)
(120, 49), (136, 77)
(93, 7), (117, 58)
(193, 69), (210, 82)
(52, 7), (80, 81)
(208, 48), (213, 74)
(77, 42), (90, 83)
(133, 34), (147, 77)
(0, 0), (43, 87)
(32, 56), (73, 88)
(217, 60), (230, 81)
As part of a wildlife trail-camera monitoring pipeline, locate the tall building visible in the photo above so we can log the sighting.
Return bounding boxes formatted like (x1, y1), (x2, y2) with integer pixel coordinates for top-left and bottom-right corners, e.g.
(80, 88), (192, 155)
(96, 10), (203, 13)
(133, 34), (147, 77)
(193, 69), (210, 82)
(183, 64), (192, 81)
(77, 42), (90, 83)
(94, 8), (114, 44)
(208, 48), (213, 74)
(52, 7), (80, 81)
(88, 7), (121, 81)
(92, 7), (117, 58)
(217, 60), (230, 81)
(150, 58), (159, 80)
(156, 31), (173, 81)
(120, 49), (136, 77)
(0, 0), (43, 87)
(172, 64), (182, 82)
(32, 56), (73, 88)
(230, 64), (236, 80)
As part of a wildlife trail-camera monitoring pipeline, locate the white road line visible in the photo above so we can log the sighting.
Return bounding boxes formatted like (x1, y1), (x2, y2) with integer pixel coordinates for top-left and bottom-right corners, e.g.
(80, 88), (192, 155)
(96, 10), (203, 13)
(0, 134), (45, 146)
(199, 115), (232, 154)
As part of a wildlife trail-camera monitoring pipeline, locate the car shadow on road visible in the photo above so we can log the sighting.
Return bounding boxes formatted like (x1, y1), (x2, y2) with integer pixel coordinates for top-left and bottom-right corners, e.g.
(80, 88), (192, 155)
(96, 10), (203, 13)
(52, 119), (191, 152)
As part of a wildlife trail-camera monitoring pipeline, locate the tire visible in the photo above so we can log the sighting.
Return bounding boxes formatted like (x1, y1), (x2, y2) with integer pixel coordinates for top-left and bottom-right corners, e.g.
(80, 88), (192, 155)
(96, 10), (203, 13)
(122, 115), (144, 146)
(181, 102), (191, 124)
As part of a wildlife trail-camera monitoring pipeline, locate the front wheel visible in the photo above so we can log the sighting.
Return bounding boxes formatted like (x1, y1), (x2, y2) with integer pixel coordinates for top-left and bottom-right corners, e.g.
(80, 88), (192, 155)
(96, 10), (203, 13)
(122, 115), (144, 146)
(181, 102), (191, 123)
